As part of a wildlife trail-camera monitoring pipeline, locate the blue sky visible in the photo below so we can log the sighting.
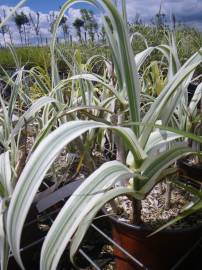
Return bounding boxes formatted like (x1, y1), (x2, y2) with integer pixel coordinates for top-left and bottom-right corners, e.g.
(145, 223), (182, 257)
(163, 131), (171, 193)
(0, 0), (95, 12)
(1, 0), (202, 28)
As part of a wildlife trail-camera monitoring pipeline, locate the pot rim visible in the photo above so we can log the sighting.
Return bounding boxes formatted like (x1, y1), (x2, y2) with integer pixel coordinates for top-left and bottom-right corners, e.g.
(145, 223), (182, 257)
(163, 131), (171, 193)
(102, 207), (202, 235)
(178, 158), (202, 170)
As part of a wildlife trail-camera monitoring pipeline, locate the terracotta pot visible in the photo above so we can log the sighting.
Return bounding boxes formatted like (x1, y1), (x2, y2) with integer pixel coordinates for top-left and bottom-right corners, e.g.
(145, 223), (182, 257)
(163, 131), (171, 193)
(110, 215), (202, 270)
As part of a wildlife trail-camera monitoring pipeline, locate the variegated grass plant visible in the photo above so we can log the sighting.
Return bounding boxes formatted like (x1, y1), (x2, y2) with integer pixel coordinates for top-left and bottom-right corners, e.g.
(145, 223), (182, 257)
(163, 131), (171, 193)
(0, 1), (201, 270)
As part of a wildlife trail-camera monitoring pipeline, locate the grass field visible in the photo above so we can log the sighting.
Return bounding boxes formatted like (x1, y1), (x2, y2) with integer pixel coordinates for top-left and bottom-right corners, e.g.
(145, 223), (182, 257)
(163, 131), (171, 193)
(0, 24), (201, 73)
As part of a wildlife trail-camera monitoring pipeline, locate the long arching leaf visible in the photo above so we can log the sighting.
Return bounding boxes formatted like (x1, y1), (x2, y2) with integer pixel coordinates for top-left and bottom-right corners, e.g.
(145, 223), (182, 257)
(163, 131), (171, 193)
(137, 146), (196, 196)
(0, 152), (12, 270)
(40, 162), (132, 270)
(51, 0), (141, 136)
(6, 120), (144, 269)
(13, 97), (58, 136)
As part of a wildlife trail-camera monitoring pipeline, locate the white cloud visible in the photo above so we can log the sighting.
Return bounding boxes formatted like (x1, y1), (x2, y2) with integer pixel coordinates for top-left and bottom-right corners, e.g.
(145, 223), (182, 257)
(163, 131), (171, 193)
(0, 5), (54, 45)
(124, 0), (202, 29)
(0, 5), (101, 45)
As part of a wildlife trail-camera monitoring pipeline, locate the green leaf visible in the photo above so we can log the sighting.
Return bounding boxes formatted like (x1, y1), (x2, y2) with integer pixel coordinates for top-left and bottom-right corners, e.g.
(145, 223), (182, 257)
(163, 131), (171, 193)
(13, 97), (58, 136)
(40, 161), (132, 270)
(0, 95), (11, 143)
(51, 0), (141, 136)
(130, 32), (148, 48)
(0, 152), (12, 270)
(140, 49), (202, 148)
(52, 73), (126, 104)
(189, 82), (202, 115)
(135, 47), (155, 71)
(0, 152), (12, 197)
(8, 68), (24, 119)
(6, 120), (144, 269)
(144, 129), (183, 153)
(137, 146), (195, 196)
(7, 44), (20, 69)
(70, 187), (135, 266)
(0, 202), (9, 270)
(149, 123), (202, 144)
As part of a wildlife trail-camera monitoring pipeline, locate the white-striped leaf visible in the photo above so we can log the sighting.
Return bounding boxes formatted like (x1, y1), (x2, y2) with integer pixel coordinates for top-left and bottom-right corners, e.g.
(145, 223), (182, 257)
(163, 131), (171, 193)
(137, 146), (195, 196)
(6, 120), (145, 269)
(135, 47), (155, 71)
(40, 161), (132, 270)
(189, 82), (202, 115)
(140, 50), (202, 148)
(0, 152), (12, 197)
(0, 201), (9, 270)
(13, 97), (58, 136)
(51, 0), (141, 136)
(0, 152), (12, 270)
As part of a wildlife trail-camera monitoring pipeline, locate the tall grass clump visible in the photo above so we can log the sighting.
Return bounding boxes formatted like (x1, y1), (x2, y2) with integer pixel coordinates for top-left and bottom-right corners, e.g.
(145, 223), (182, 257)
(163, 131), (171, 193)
(0, 1), (201, 270)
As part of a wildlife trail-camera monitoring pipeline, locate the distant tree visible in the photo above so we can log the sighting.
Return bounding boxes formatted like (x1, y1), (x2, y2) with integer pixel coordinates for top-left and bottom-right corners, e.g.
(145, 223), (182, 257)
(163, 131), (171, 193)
(134, 13), (143, 25)
(47, 12), (69, 44)
(7, 26), (13, 44)
(100, 16), (113, 43)
(172, 13), (176, 30)
(47, 11), (57, 34)
(29, 12), (42, 45)
(155, 0), (166, 28)
(46, 11), (57, 44)
(100, 25), (106, 43)
(14, 12), (29, 45)
(59, 16), (69, 42)
(88, 10), (98, 41)
(80, 9), (89, 42)
(80, 9), (98, 42)
(14, 13), (23, 44)
(0, 17), (8, 46)
(2, 9), (13, 44)
(155, 13), (166, 28)
(73, 18), (84, 42)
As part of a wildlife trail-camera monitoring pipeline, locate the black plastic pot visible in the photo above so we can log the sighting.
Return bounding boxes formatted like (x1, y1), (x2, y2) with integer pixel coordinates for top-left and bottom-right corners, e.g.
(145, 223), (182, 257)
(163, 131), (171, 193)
(178, 158), (202, 183)
(109, 214), (202, 270)
(8, 205), (45, 269)
(8, 180), (83, 269)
